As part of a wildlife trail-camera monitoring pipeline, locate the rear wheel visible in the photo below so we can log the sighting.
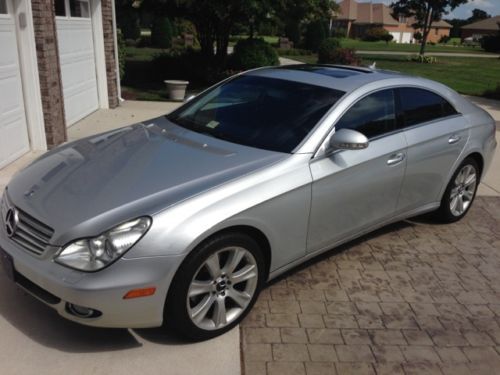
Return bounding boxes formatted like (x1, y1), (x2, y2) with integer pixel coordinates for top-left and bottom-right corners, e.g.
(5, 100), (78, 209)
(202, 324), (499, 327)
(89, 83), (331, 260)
(165, 232), (265, 341)
(434, 157), (479, 223)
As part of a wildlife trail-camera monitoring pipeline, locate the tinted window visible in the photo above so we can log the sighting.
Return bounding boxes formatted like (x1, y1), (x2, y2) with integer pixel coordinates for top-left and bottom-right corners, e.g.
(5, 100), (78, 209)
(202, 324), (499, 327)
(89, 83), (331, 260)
(168, 75), (344, 153)
(398, 87), (457, 127)
(70, 0), (90, 18)
(335, 89), (396, 139)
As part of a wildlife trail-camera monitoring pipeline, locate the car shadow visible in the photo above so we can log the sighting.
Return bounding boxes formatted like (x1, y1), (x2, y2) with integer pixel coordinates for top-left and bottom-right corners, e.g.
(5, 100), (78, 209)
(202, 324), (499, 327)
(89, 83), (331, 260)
(268, 220), (415, 286)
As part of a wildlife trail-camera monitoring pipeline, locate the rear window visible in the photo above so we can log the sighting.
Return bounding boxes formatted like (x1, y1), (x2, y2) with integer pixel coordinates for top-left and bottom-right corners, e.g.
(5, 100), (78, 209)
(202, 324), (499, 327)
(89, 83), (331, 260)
(168, 75), (344, 153)
(398, 87), (458, 128)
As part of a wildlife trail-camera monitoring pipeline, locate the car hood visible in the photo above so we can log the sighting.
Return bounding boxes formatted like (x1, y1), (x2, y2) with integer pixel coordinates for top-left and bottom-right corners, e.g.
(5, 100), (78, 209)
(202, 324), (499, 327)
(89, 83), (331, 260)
(6, 117), (286, 245)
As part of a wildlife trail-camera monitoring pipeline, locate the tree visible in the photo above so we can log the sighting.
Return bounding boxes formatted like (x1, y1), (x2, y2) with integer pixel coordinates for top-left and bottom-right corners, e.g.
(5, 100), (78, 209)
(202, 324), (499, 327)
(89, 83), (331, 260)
(391, 0), (469, 55)
(468, 8), (490, 22)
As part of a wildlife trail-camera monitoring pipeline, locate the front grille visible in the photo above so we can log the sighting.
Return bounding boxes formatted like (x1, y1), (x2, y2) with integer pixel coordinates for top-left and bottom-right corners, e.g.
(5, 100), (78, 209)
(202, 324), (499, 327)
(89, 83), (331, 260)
(2, 191), (54, 256)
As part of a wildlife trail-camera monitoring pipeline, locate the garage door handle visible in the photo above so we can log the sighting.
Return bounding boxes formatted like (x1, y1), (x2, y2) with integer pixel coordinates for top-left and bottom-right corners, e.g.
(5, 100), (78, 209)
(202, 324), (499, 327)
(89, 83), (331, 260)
(387, 153), (405, 166)
(448, 135), (461, 144)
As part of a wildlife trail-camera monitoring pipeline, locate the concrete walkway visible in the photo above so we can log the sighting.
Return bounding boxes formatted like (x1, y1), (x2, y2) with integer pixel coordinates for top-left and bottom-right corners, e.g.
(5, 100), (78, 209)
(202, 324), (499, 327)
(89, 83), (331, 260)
(355, 50), (500, 58)
(0, 100), (241, 375)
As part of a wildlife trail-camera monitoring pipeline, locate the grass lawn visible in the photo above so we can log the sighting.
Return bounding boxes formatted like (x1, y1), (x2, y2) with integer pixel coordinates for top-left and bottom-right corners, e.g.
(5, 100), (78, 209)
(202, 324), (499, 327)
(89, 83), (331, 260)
(284, 54), (500, 97)
(340, 38), (489, 54)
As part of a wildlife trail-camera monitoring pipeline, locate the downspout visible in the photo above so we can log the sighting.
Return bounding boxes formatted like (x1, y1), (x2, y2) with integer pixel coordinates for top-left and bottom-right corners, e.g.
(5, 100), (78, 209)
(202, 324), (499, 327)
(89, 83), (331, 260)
(111, 0), (123, 102)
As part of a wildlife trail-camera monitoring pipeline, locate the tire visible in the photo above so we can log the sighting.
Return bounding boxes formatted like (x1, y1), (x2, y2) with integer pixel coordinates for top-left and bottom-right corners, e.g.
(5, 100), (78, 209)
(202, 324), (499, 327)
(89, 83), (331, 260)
(164, 232), (265, 341)
(434, 157), (479, 223)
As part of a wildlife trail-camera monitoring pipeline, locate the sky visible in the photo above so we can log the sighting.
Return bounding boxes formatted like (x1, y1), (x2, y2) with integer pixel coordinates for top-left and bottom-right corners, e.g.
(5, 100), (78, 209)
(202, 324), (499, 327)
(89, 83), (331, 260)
(338, 0), (500, 20)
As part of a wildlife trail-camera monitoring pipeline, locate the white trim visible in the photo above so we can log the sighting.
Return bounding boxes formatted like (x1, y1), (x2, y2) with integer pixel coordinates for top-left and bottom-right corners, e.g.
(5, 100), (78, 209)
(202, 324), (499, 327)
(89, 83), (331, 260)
(111, 0), (122, 102)
(12, 0), (47, 151)
(90, 0), (109, 109)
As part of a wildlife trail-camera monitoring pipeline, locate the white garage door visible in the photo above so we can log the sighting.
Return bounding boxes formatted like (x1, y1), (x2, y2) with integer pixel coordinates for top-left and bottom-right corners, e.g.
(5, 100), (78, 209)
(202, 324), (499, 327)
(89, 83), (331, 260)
(401, 32), (412, 44)
(55, 0), (99, 126)
(0, 0), (30, 169)
(389, 32), (401, 43)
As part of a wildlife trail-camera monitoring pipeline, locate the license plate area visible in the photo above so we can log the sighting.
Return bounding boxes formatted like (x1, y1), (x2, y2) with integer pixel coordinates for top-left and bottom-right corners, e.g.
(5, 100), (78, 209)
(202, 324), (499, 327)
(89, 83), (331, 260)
(0, 247), (15, 281)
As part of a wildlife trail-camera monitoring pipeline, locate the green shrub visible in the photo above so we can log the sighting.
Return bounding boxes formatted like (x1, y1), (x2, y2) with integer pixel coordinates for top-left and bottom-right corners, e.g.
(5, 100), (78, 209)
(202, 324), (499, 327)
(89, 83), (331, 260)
(317, 38), (341, 63)
(151, 17), (173, 49)
(318, 47), (360, 65)
(117, 30), (126, 80)
(119, 12), (141, 40)
(285, 22), (301, 46)
(483, 83), (500, 100)
(438, 35), (450, 44)
(304, 20), (328, 52)
(481, 35), (500, 52)
(407, 54), (438, 64)
(232, 38), (279, 70)
(275, 48), (313, 56)
(362, 27), (390, 42)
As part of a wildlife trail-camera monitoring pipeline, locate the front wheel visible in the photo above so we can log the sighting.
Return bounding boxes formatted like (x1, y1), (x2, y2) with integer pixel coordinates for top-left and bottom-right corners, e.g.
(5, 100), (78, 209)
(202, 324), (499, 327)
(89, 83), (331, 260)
(165, 232), (265, 341)
(434, 157), (479, 223)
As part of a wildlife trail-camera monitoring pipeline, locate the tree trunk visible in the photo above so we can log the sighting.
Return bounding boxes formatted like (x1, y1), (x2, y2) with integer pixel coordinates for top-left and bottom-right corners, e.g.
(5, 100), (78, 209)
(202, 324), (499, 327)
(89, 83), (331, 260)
(419, 7), (433, 56)
(195, 19), (215, 58)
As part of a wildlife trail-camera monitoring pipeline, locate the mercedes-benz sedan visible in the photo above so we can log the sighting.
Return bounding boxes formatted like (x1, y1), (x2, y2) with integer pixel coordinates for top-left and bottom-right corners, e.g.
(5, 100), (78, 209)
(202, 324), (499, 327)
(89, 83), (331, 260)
(0, 65), (496, 340)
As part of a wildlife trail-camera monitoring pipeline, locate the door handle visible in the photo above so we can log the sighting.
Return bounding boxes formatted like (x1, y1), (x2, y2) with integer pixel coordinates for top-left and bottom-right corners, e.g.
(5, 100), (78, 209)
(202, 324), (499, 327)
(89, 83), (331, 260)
(448, 134), (461, 144)
(387, 152), (405, 166)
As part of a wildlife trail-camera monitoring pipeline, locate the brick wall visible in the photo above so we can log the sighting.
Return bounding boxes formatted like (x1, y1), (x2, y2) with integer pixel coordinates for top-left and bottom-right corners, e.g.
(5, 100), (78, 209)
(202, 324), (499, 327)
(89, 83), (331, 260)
(101, 0), (119, 109)
(31, 0), (67, 148)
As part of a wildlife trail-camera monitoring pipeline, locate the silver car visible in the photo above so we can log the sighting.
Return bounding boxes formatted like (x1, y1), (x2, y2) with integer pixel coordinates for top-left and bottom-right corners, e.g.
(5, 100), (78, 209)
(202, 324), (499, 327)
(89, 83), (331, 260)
(0, 65), (496, 340)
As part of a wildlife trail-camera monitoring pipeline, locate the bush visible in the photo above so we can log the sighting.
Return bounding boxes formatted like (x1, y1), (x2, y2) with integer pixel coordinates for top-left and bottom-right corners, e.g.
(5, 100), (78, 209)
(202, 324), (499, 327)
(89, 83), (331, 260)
(414, 31), (422, 42)
(331, 27), (347, 38)
(317, 38), (341, 63)
(481, 35), (500, 52)
(232, 38), (279, 70)
(362, 27), (390, 42)
(117, 30), (126, 80)
(407, 54), (438, 64)
(381, 33), (394, 44)
(151, 17), (173, 49)
(318, 47), (360, 66)
(438, 35), (450, 44)
(285, 22), (301, 46)
(275, 48), (312, 56)
(483, 83), (500, 100)
(119, 12), (141, 40)
(304, 20), (328, 52)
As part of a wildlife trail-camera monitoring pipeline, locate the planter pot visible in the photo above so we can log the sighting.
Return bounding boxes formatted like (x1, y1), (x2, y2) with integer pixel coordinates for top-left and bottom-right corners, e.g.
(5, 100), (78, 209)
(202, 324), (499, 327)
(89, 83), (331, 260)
(164, 80), (189, 101)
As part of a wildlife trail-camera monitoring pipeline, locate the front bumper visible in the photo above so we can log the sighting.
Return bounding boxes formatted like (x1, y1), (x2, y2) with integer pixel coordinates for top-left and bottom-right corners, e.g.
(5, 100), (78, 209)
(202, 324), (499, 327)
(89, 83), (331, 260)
(0, 219), (184, 328)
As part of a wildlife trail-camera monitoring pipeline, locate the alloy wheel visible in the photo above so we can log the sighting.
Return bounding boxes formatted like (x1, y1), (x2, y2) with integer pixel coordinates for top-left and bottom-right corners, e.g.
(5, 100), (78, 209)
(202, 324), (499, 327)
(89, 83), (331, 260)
(449, 164), (476, 217)
(187, 246), (258, 331)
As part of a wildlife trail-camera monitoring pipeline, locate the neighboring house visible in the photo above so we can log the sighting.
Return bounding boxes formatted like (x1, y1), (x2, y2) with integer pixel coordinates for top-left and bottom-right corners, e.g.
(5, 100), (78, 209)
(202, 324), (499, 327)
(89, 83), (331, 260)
(334, 0), (452, 44)
(461, 15), (500, 40)
(0, 0), (120, 169)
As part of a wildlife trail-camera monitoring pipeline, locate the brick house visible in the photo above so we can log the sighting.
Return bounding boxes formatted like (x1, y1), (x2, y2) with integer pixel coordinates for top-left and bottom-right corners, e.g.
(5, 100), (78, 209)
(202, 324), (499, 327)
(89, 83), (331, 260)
(334, 0), (452, 44)
(0, 0), (120, 169)
(461, 15), (500, 40)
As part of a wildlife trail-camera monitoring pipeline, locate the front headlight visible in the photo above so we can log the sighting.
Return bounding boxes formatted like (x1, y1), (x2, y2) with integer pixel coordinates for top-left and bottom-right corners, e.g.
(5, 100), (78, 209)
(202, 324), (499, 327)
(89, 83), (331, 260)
(55, 217), (151, 272)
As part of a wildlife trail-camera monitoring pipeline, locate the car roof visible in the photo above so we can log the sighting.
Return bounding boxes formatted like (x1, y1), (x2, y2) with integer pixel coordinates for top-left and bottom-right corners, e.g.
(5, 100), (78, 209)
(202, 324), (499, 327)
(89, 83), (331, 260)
(246, 64), (407, 93)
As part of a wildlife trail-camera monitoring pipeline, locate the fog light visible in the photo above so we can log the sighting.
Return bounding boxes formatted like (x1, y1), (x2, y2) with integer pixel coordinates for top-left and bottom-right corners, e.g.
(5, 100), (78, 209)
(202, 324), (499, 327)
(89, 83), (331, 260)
(66, 303), (101, 318)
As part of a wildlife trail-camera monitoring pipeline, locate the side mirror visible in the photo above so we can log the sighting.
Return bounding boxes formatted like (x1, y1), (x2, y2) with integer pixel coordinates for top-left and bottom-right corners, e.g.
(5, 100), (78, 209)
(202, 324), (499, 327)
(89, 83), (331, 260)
(184, 94), (196, 103)
(329, 128), (369, 151)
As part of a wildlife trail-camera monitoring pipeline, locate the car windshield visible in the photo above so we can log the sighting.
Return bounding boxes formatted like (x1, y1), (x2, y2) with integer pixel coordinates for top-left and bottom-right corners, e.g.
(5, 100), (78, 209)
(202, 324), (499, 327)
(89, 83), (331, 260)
(167, 75), (344, 153)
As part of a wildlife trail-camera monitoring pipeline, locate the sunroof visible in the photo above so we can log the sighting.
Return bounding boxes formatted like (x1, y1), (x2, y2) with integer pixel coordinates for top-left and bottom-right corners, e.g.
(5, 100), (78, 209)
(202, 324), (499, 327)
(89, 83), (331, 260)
(280, 64), (371, 78)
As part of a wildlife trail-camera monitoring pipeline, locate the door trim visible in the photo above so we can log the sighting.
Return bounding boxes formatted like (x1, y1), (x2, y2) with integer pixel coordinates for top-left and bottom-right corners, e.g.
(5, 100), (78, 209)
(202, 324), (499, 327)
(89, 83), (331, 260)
(12, 0), (46, 151)
(90, 0), (109, 109)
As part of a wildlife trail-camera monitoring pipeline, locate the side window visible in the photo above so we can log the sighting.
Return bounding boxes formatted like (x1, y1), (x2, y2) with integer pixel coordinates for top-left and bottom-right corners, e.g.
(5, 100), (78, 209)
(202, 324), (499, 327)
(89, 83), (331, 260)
(335, 89), (396, 139)
(398, 87), (458, 127)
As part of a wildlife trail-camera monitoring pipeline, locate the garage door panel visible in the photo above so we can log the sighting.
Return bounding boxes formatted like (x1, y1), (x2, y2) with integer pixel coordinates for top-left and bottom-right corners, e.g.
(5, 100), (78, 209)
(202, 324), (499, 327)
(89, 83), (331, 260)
(56, 17), (99, 126)
(0, 9), (30, 169)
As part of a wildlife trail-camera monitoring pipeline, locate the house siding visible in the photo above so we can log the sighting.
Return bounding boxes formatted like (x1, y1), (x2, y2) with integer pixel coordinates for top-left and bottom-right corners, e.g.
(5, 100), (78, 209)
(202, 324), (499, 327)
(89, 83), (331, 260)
(31, 0), (67, 148)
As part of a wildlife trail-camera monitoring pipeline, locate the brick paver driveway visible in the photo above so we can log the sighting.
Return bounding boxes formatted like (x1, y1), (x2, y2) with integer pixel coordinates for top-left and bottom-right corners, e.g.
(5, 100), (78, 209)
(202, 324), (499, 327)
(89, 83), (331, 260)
(241, 196), (500, 375)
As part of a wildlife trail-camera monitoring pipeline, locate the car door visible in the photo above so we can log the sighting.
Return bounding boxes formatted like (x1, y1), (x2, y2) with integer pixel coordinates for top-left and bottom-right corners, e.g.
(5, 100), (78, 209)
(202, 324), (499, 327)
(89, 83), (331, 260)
(307, 89), (407, 253)
(395, 87), (468, 214)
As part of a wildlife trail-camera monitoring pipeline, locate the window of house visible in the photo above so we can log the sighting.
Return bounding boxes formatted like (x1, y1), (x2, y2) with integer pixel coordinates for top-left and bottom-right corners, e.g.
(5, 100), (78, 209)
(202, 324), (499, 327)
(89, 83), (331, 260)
(55, 0), (90, 18)
(397, 87), (458, 127)
(0, 0), (8, 14)
(70, 0), (90, 18)
(435, 28), (439, 35)
(55, 0), (66, 16)
(335, 89), (396, 139)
